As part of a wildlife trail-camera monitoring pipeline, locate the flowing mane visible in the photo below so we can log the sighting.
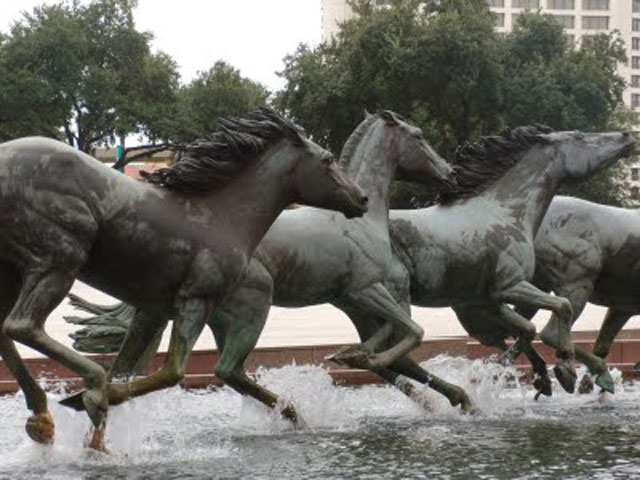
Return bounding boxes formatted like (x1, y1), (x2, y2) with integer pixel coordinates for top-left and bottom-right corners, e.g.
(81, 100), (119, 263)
(338, 113), (380, 173)
(142, 107), (305, 194)
(439, 125), (554, 204)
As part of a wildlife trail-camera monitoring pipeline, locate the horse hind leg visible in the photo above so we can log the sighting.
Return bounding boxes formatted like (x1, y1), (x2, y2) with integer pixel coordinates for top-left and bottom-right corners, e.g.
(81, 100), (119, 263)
(330, 283), (424, 369)
(3, 269), (108, 450)
(337, 302), (474, 413)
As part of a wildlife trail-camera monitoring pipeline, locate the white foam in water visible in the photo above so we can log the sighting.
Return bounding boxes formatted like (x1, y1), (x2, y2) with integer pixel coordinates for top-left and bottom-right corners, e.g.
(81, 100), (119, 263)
(1, 357), (639, 477)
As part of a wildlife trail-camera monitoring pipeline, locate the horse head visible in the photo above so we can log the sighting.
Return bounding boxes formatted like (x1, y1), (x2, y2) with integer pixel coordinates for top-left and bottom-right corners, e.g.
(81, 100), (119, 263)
(375, 110), (454, 188)
(543, 130), (635, 181)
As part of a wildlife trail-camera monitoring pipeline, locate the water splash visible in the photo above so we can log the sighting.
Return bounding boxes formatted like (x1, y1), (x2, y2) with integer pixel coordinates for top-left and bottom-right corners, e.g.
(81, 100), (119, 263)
(1, 358), (639, 479)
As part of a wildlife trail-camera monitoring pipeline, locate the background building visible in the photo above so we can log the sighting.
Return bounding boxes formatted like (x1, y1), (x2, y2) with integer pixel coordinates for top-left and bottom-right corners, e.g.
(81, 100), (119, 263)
(321, 0), (640, 193)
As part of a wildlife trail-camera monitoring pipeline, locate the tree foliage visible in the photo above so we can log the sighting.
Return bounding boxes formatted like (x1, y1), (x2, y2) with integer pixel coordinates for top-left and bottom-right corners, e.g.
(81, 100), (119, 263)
(276, 4), (633, 207)
(171, 61), (269, 142)
(0, 0), (180, 152)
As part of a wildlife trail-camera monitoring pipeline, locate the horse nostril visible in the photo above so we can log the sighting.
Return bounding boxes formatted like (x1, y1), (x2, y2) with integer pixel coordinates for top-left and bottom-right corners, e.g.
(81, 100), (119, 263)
(361, 195), (369, 205)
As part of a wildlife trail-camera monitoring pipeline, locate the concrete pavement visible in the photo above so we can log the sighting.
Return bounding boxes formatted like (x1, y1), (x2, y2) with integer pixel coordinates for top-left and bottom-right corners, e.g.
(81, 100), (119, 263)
(15, 281), (640, 359)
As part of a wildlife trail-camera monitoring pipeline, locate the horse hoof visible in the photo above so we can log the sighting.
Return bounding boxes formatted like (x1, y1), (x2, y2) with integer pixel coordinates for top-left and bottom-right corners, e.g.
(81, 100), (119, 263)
(326, 346), (370, 369)
(533, 375), (552, 398)
(325, 345), (358, 366)
(25, 412), (54, 444)
(578, 374), (594, 394)
(553, 363), (576, 394)
(281, 403), (307, 429)
(85, 425), (108, 453)
(459, 396), (477, 415)
(82, 388), (108, 428)
(595, 371), (615, 394)
(59, 390), (87, 411)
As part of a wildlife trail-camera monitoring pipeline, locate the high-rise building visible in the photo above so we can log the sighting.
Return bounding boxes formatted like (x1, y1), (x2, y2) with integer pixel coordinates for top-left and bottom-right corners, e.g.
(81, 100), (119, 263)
(321, 0), (640, 194)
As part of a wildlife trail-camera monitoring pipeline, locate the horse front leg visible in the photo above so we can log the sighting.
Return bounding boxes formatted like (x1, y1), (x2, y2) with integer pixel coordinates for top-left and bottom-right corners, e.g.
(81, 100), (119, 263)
(60, 309), (167, 410)
(103, 298), (210, 407)
(493, 280), (577, 393)
(330, 283), (424, 369)
(593, 308), (632, 360)
(209, 263), (306, 426)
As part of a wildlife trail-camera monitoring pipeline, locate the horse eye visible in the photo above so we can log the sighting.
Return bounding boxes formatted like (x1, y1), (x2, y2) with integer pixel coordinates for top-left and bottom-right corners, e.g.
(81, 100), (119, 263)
(322, 156), (334, 165)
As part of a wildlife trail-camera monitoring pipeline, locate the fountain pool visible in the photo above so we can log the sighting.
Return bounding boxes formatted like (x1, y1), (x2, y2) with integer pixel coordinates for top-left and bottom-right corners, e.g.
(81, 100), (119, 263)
(1, 356), (639, 479)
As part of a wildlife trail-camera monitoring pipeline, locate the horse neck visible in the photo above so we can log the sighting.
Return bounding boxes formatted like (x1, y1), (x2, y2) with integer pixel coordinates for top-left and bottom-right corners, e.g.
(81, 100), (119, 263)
(483, 147), (559, 236)
(344, 124), (397, 225)
(201, 144), (295, 255)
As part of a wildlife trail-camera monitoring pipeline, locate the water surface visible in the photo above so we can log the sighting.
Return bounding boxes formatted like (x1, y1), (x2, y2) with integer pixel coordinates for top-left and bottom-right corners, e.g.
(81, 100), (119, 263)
(1, 357), (639, 479)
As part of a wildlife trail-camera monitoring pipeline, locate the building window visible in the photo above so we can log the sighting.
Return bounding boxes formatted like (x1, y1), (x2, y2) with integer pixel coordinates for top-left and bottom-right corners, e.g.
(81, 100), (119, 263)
(633, 57), (640, 69)
(486, 0), (505, 6)
(547, 0), (574, 8)
(581, 16), (608, 29)
(552, 15), (574, 28)
(632, 168), (640, 181)
(493, 12), (505, 27)
(633, 93), (640, 107)
(582, 0), (609, 9)
(565, 33), (575, 44)
(633, 75), (640, 88)
(634, 38), (640, 51)
(635, 19), (640, 32)
(512, 13), (520, 25)
(635, 0), (640, 13)
(512, 0), (539, 8)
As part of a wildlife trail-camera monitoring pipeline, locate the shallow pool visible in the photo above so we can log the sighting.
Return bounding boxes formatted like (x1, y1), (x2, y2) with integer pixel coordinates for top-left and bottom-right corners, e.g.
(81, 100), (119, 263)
(1, 357), (639, 479)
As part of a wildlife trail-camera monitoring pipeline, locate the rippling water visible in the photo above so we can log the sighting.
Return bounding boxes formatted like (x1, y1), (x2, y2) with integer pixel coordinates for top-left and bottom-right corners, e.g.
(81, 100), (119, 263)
(1, 356), (639, 479)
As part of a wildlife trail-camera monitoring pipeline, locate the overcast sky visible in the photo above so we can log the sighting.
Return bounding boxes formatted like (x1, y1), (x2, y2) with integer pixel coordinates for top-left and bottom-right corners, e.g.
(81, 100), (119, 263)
(0, 0), (322, 91)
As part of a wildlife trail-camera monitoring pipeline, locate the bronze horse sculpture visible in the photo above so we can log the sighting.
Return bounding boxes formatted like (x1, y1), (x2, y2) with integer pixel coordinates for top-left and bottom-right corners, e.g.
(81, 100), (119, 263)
(61, 111), (468, 422)
(380, 128), (634, 401)
(0, 108), (368, 450)
(512, 196), (640, 393)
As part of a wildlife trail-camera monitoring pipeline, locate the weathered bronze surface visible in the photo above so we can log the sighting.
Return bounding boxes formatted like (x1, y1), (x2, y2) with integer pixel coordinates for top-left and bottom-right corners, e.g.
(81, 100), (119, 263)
(388, 128), (634, 398)
(63, 111), (466, 421)
(524, 196), (640, 393)
(0, 108), (367, 449)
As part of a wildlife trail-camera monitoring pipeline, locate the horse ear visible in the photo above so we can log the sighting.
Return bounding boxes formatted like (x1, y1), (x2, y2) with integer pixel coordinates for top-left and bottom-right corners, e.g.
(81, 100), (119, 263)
(364, 109), (373, 119)
(379, 110), (398, 126)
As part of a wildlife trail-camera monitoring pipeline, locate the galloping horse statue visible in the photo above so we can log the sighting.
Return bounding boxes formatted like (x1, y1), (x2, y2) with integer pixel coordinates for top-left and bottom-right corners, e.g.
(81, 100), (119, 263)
(61, 111), (467, 422)
(515, 196), (640, 393)
(381, 128), (634, 400)
(0, 108), (368, 450)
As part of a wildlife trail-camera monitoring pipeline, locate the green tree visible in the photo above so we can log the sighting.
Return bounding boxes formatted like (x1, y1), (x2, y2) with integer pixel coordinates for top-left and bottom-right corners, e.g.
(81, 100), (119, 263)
(0, 0), (179, 152)
(277, 0), (503, 205)
(173, 61), (269, 142)
(277, 5), (632, 207)
(501, 12), (631, 205)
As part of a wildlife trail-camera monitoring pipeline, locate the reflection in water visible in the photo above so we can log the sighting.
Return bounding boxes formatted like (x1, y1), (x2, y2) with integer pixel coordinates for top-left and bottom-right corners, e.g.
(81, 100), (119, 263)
(0, 358), (639, 479)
